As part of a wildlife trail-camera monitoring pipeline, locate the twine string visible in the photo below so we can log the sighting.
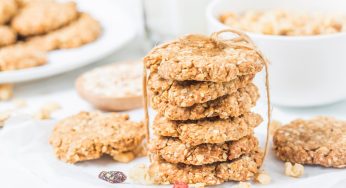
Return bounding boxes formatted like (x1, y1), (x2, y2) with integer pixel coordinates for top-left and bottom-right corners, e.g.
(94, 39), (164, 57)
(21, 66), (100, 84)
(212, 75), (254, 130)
(211, 29), (272, 169)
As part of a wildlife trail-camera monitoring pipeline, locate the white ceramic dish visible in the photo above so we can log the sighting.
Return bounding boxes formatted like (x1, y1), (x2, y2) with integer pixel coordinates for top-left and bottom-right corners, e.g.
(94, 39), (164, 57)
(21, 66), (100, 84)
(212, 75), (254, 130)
(207, 0), (346, 107)
(0, 0), (136, 84)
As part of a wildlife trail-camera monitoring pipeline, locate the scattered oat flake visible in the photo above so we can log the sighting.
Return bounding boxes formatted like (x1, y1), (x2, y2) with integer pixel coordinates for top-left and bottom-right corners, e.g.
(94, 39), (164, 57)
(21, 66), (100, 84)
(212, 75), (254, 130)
(0, 111), (11, 128)
(0, 84), (13, 101)
(128, 164), (153, 184)
(173, 182), (188, 188)
(13, 99), (27, 108)
(232, 182), (251, 188)
(285, 162), (304, 178)
(99, 171), (127, 184)
(42, 102), (61, 112)
(254, 172), (271, 184)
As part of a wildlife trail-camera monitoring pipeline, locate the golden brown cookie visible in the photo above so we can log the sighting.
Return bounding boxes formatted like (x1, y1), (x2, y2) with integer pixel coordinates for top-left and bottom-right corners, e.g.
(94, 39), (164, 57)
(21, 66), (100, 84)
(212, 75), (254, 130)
(49, 112), (146, 164)
(0, 26), (16, 47)
(11, 1), (78, 36)
(0, 44), (47, 71)
(153, 112), (262, 146)
(273, 116), (346, 168)
(15, 0), (53, 8)
(76, 61), (142, 111)
(149, 72), (254, 107)
(149, 151), (263, 185)
(26, 13), (101, 51)
(0, 0), (17, 25)
(144, 34), (263, 82)
(153, 83), (259, 120)
(151, 135), (258, 165)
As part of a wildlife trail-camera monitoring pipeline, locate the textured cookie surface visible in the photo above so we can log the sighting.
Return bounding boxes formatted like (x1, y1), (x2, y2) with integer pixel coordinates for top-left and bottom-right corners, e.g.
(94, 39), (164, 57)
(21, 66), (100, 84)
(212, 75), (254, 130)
(153, 112), (262, 146)
(151, 135), (258, 165)
(273, 116), (346, 168)
(149, 72), (254, 107)
(11, 1), (78, 36)
(0, 0), (17, 25)
(0, 44), (47, 71)
(149, 151), (262, 185)
(0, 26), (16, 47)
(144, 34), (263, 82)
(153, 83), (259, 120)
(49, 112), (145, 164)
(27, 13), (101, 51)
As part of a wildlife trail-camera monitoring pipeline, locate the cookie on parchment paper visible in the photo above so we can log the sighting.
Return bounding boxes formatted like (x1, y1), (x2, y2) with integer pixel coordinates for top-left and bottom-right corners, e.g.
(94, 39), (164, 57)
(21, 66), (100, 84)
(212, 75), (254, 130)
(273, 116), (346, 168)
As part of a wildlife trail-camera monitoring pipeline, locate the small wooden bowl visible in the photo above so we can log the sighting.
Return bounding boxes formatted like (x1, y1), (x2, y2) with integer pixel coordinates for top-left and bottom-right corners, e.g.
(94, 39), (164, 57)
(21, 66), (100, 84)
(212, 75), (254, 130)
(76, 62), (143, 111)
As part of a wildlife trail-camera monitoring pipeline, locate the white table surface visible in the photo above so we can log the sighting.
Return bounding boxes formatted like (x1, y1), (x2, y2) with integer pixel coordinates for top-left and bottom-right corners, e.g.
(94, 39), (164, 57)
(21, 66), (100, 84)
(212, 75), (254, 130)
(0, 37), (346, 188)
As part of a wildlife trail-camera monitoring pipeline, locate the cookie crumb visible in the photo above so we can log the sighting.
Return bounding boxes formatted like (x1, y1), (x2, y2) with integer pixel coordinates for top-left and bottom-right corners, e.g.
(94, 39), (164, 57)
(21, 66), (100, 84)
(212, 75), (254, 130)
(254, 172), (271, 184)
(232, 182), (251, 188)
(13, 99), (27, 108)
(35, 102), (61, 120)
(284, 162), (304, 178)
(190, 183), (205, 188)
(0, 84), (13, 101)
(269, 120), (282, 136)
(0, 110), (11, 128)
(128, 164), (153, 185)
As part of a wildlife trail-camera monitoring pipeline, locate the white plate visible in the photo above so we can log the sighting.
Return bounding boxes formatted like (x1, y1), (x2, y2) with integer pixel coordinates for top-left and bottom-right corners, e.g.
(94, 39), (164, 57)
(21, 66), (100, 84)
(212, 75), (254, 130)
(0, 0), (136, 83)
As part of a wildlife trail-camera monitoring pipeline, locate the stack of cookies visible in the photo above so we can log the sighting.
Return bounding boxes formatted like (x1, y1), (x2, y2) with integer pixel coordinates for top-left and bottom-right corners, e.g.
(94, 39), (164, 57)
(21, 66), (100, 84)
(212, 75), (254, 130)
(144, 32), (266, 185)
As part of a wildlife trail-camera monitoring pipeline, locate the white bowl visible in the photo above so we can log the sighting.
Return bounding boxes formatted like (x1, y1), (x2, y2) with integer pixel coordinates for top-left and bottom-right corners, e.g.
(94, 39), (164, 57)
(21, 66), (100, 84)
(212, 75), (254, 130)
(206, 0), (346, 107)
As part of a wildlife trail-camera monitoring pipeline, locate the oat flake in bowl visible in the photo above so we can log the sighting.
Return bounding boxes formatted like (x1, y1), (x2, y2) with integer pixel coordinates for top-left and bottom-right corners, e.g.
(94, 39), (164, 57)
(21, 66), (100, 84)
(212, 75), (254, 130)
(76, 60), (143, 111)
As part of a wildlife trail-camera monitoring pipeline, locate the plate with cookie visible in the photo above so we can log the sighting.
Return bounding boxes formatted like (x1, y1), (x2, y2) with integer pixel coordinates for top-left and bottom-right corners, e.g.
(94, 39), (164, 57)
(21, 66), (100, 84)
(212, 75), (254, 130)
(0, 0), (136, 83)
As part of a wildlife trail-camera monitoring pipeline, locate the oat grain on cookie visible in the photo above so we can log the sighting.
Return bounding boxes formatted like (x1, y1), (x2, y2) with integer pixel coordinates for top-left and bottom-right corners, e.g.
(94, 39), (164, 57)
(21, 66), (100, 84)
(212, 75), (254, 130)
(273, 116), (346, 168)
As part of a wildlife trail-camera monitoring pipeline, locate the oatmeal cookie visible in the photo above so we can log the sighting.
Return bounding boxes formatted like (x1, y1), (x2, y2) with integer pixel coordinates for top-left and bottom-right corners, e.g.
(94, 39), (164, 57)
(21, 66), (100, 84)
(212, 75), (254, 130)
(149, 72), (254, 107)
(27, 13), (101, 51)
(151, 135), (258, 165)
(0, 26), (16, 47)
(15, 0), (53, 8)
(11, 1), (78, 36)
(149, 151), (263, 185)
(153, 112), (262, 146)
(273, 116), (346, 168)
(49, 112), (146, 164)
(0, 0), (17, 25)
(0, 44), (47, 71)
(154, 83), (259, 120)
(144, 34), (263, 82)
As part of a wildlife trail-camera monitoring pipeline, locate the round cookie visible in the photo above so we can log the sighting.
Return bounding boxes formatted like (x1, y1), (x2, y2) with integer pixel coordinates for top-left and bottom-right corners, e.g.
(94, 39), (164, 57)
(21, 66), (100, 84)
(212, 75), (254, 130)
(273, 116), (346, 168)
(0, 0), (17, 25)
(76, 61), (143, 111)
(151, 135), (259, 165)
(11, 1), (78, 36)
(49, 111), (146, 163)
(0, 26), (16, 47)
(26, 13), (102, 51)
(0, 44), (47, 71)
(144, 34), (264, 82)
(153, 112), (262, 146)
